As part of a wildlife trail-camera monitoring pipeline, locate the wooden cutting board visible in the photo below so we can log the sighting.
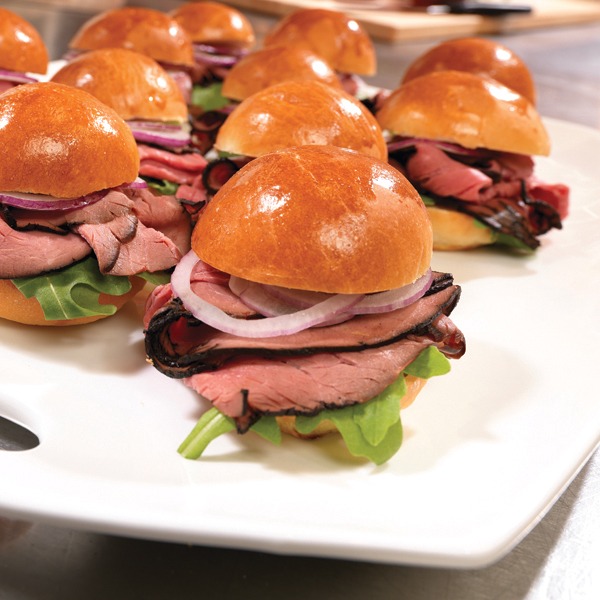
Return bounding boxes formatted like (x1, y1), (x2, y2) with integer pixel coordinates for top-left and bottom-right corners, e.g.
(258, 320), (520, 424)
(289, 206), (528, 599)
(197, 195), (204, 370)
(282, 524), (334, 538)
(227, 0), (600, 42)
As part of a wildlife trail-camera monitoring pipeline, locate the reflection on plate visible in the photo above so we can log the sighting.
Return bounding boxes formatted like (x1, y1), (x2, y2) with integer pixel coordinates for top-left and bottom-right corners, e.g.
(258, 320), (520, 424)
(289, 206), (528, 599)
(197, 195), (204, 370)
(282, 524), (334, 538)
(0, 118), (599, 568)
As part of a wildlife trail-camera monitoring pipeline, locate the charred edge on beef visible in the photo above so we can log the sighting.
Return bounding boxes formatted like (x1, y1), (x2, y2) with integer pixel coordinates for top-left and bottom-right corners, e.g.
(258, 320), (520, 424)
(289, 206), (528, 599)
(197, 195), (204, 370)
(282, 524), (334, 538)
(144, 273), (461, 379)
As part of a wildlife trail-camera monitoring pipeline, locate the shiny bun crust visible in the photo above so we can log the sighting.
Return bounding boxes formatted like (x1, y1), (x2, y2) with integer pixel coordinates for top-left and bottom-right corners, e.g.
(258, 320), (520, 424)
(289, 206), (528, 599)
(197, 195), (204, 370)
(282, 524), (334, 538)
(263, 8), (376, 76)
(0, 82), (139, 198)
(0, 277), (145, 326)
(69, 7), (194, 67)
(0, 8), (49, 74)
(402, 37), (536, 105)
(426, 206), (495, 250)
(193, 145), (432, 294)
(215, 80), (388, 161)
(170, 1), (255, 47)
(377, 70), (550, 156)
(51, 49), (187, 122)
(276, 376), (427, 439)
(222, 46), (342, 101)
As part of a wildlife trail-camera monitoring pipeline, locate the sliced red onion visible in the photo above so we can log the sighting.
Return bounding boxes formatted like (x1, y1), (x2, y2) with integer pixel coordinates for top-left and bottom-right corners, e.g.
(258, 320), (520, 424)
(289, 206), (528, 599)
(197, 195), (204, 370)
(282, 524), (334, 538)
(194, 51), (238, 68)
(263, 285), (331, 309)
(194, 43), (249, 57)
(0, 178), (146, 211)
(128, 120), (191, 148)
(228, 277), (297, 317)
(172, 251), (364, 338)
(0, 69), (38, 84)
(0, 190), (106, 211)
(119, 177), (149, 190)
(350, 269), (433, 314)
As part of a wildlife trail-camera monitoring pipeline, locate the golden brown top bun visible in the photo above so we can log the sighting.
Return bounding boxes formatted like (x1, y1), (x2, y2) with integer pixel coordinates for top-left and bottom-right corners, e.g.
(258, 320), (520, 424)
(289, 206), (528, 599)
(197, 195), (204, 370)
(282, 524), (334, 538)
(193, 145), (432, 294)
(170, 1), (255, 48)
(377, 70), (550, 156)
(69, 7), (194, 67)
(263, 8), (376, 76)
(0, 8), (49, 74)
(222, 46), (342, 101)
(215, 81), (388, 161)
(0, 277), (146, 327)
(51, 49), (187, 122)
(402, 37), (536, 105)
(0, 82), (139, 198)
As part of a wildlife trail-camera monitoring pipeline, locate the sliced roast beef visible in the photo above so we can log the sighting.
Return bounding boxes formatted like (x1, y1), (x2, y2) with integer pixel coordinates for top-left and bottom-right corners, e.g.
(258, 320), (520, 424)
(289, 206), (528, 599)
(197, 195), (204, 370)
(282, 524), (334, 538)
(184, 313), (464, 431)
(0, 214), (91, 278)
(128, 187), (192, 256)
(406, 143), (493, 201)
(138, 144), (207, 185)
(2, 187), (192, 278)
(392, 142), (567, 248)
(144, 271), (463, 378)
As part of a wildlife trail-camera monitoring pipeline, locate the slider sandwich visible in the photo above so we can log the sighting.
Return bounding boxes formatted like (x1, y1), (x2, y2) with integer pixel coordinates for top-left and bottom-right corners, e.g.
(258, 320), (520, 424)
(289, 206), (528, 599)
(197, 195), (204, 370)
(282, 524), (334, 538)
(203, 80), (388, 196)
(144, 145), (465, 464)
(0, 83), (191, 325)
(193, 46), (344, 155)
(51, 49), (207, 212)
(376, 70), (569, 251)
(263, 8), (376, 97)
(170, 1), (255, 112)
(67, 7), (194, 104)
(0, 8), (49, 93)
(401, 37), (537, 105)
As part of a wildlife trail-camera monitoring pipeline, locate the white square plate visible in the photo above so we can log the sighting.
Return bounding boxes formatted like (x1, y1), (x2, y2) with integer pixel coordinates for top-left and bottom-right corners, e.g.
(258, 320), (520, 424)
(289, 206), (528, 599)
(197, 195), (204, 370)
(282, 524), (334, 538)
(0, 118), (598, 568)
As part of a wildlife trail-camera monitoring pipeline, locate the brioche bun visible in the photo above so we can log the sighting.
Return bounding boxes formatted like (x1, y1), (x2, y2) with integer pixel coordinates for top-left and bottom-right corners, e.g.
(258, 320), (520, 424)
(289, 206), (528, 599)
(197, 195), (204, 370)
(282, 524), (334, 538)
(215, 81), (387, 161)
(0, 82), (139, 199)
(402, 37), (536, 105)
(426, 206), (496, 250)
(222, 46), (342, 101)
(276, 375), (427, 439)
(170, 1), (255, 48)
(377, 70), (550, 156)
(69, 7), (194, 67)
(0, 8), (49, 74)
(263, 8), (376, 76)
(193, 145), (432, 294)
(51, 48), (187, 122)
(0, 277), (146, 327)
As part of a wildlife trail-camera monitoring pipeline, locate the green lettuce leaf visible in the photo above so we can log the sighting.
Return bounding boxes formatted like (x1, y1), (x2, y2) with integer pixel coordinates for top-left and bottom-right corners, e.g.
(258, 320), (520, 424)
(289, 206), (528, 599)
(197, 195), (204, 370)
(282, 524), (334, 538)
(143, 177), (179, 196)
(12, 257), (134, 321)
(177, 346), (452, 464)
(191, 82), (230, 111)
(137, 270), (172, 286)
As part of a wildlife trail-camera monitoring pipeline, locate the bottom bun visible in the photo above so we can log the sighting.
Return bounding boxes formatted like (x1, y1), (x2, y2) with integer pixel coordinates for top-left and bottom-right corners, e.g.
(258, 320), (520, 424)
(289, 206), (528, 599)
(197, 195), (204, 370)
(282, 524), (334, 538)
(0, 276), (146, 326)
(427, 205), (495, 251)
(276, 375), (427, 440)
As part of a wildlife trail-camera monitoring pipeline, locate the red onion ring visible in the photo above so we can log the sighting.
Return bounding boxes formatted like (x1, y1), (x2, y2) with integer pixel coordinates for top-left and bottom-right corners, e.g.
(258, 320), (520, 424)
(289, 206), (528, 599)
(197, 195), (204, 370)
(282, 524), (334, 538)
(350, 269), (433, 314)
(0, 70), (38, 84)
(128, 121), (191, 148)
(172, 251), (364, 338)
(0, 190), (106, 211)
(0, 178), (147, 211)
(228, 277), (297, 317)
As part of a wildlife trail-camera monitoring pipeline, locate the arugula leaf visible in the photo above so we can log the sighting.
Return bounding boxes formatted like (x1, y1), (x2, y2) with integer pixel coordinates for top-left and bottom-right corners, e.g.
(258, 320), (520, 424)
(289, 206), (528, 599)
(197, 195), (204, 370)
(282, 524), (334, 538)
(143, 177), (179, 196)
(404, 345), (451, 378)
(12, 257), (133, 320)
(137, 270), (172, 286)
(191, 82), (230, 111)
(178, 409), (281, 459)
